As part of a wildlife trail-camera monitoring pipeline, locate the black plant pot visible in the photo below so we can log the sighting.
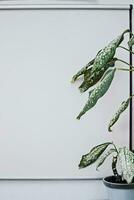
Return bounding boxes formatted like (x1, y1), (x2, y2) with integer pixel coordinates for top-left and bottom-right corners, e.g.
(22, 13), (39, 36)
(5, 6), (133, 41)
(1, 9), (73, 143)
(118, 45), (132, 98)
(103, 176), (134, 200)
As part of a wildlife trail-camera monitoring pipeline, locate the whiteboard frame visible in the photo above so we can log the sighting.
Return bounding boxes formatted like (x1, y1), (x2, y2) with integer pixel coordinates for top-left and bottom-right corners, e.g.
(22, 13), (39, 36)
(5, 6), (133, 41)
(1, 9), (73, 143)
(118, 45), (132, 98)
(0, 2), (132, 181)
(0, 3), (131, 10)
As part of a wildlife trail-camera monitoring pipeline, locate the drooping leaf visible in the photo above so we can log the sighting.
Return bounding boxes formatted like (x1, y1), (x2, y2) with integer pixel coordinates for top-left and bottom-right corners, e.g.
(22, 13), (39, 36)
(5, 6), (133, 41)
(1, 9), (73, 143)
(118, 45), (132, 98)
(71, 30), (128, 92)
(128, 35), (134, 48)
(108, 98), (130, 132)
(79, 142), (112, 169)
(71, 50), (102, 83)
(77, 68), (116, 120)
(83, 68), (92, 81)
(79, 58), (117, 93)
(96, 148), (116, 170)
(90, 30), (128, 76)
(71, 59), (94, 83)
(119, 147), (134, 184)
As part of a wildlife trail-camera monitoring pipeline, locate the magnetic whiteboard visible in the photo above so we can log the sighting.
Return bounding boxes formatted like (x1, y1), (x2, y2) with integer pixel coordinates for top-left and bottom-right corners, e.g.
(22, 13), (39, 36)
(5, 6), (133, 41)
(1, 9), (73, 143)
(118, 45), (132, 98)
(0, 3), (131, 178)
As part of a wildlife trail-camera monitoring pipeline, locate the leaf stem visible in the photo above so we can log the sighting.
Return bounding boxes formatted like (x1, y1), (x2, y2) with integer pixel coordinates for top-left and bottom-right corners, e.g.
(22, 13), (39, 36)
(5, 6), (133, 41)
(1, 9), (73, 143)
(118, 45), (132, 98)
(123, 29), (134, 36)
(118, 46), (134, 55)
(116, 67), (134, 72)
(112, 142), (118, 154)
(129, 94), (134, 99)
(116, 59), (134, 69)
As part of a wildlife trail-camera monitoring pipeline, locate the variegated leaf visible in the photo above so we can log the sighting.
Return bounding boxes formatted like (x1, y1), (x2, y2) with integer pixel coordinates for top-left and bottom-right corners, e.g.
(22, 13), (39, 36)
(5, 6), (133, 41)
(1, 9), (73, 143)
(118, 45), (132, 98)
(108, 98), (130, 132)
(90, 30), (127, 75)
(83, 68), (92, 81)
(96, 148), (116, 170)
(79, 58), (117, 93)
(71, 50), (102, 83)
(79, 142), (112, 169)
(71, 59), (94, 83)
(119, 147), (134, 184)
(128, 35), (134, 48)
(77, 68), (116, 120)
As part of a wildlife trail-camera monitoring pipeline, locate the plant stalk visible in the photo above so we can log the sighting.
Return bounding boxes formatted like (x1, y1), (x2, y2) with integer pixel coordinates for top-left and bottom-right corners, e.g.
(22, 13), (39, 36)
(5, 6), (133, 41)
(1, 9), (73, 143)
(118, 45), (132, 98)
(116, 67), (134, 72)
(112, 143), (118, 153)
(116, 59), (134, 69)
(112, 156), (119, 177)
(130, 94), (134, 99)
(118, 46), (134, 55)
(122, 29), (134, 36)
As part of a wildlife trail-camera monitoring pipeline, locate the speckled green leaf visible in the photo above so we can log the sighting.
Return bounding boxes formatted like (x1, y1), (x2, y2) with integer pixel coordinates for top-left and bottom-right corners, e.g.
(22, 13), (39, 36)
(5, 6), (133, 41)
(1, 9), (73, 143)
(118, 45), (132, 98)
(96, 148), (116, 170)
(77, 68), (116, 120)
(71, 50), (102, 83)
(79, 58), (117, 93)
(71, 30), (128, 92)
(90, 31), (127, 76)
(83, 68), (92, 81)
(119, 147), (134, 184)
(108, 98), (130, 132)
(128, 35), (134, 48)
(71, 59), (94, 83)
(79, 142), (112, 169)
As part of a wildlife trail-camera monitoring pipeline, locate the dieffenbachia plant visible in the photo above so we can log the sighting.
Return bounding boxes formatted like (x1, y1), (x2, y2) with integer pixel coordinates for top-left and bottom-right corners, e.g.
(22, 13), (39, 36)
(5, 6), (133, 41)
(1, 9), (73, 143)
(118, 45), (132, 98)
(71, 29), (134, 184)
(79, 142), (134, 184)
(71, 29), (134, 131)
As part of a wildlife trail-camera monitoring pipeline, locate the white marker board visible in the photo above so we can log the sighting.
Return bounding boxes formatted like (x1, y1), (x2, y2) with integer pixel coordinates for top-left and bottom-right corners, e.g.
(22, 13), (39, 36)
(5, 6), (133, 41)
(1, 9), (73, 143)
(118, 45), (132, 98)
(0, 3), (131, 178)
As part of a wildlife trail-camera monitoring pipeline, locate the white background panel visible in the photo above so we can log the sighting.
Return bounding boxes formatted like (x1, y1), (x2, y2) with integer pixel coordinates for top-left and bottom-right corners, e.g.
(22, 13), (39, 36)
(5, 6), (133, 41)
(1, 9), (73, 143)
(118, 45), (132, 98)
(0, 6), (130, 179)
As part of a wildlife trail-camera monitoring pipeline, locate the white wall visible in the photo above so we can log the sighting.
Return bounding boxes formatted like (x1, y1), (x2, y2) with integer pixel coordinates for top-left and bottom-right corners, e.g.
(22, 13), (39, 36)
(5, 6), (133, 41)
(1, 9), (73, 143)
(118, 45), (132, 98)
(0, 1), (133, 200)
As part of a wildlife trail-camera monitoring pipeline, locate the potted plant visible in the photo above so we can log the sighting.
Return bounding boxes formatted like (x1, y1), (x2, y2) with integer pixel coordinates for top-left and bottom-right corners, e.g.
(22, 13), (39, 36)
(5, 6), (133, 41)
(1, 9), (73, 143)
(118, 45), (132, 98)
(71, 29), (134, 200)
